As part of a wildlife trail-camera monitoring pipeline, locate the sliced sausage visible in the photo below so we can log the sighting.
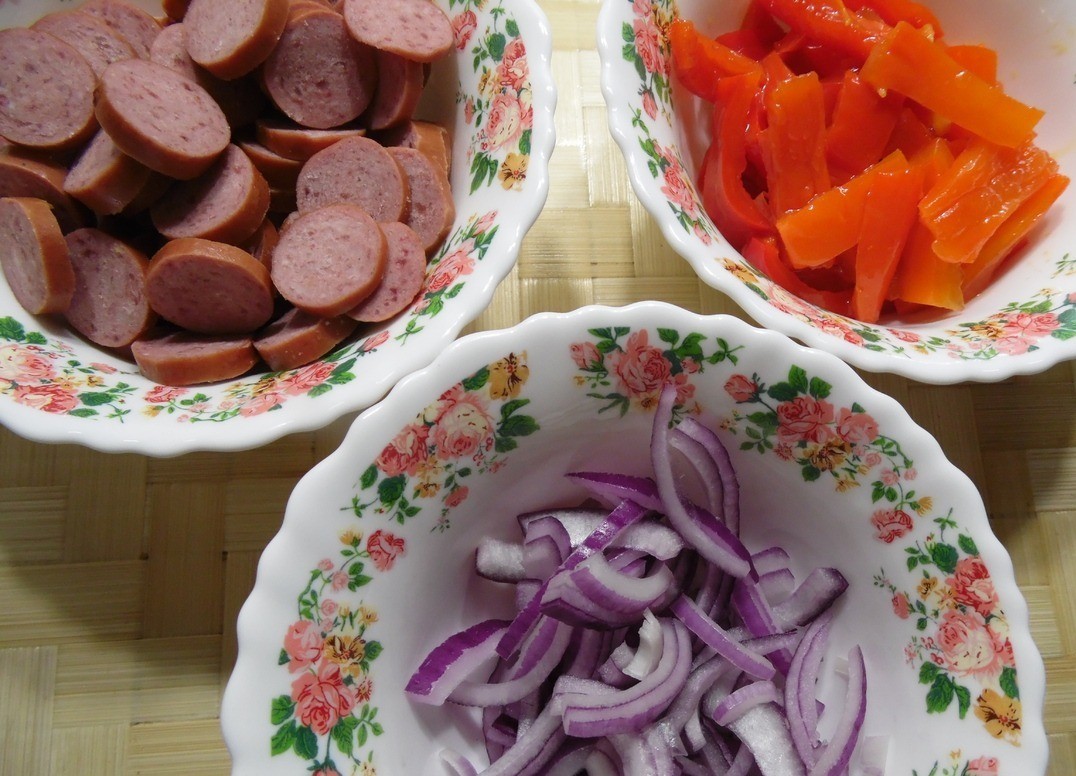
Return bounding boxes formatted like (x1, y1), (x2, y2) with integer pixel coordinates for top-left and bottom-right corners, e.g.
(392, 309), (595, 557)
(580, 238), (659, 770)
(146, 238), (275, 334)
(347, 221), (426, 322)
(342, 0), (453, 63)
(131, 330), (258, 385)
(81, 0), (164, 60)
(64, 228), (156, 349)
(255, 118), (366, 161)
(270, 203), (386, 316)
(151, 144), (270, 245)
(149, 22), (267, 129)
(0, 197), (75, 315)
(254, 307), (358, 371)
(376, 119), (452, 179)
(238, 140), (304, 190)
(386, 146), (454, 254)
(0, 150), (90, 233)
(31, 10), (136, 79)
(96, 59), (231, 180)
(184, 0), (290, 80)
(261, 8), (377, 130)
(296, 136), (409, 221)
(365, 50), (424, 131)
(0, 29), (98, 152)
(64, 129), (155, 217)
(244, 219), (280, 272)
(123, 171), (171, 216)
(162, 0), (192, 22)
(269, 187), (299, 215)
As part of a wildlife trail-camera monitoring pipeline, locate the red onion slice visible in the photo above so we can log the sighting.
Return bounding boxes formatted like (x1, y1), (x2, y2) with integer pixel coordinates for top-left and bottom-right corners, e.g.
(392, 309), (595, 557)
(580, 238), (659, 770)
(808, 646), (868, 776)
(711, 680), (782, 726)
(405, 618), (509, 704)
(670, 593), (775, 680)
(726, 701), (807, 776)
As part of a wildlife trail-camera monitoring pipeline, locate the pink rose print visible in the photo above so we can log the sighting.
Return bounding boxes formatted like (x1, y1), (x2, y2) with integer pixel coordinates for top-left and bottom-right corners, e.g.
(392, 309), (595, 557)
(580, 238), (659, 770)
(570, 341), (601, 369)
(431, 386), (493, 459)
(497, 38), (528, 92)
(473, 210), (497, 234)
(279, 361), (335, 394)
(661, 163), (697, 217)
(331, 571), (348, 591)
(968, 757), (999, 776)
(606, 329), (671, 405)
(13, 384), (78, 413)
(871, 508), (913, 543)
(632, 0), (653, 16)
(367, 529), (406, 571)
(892, 593), (911, 620)
(452, 9), (477, 50)
(0, 343), (55, 383)
(145, 385), (187, 403)
(428, 242), (477, 293)
(483, 92), (527, 152)
(633, 16), (664, 77)
(376, 422), (431, 477)
(318, 559), (334, 572)
(239, 392), (284, 416)
(445, 486), (469, 508)
(937, 609), (1009, 680)
(948, 556), (999, 619)
(776, 396), (836, 444)
(291, 662), (357, 736)
(314, 768), (342, 776)
(360, 330), (390, 352)
(724, 374), (758, 403)
(284, 620), (323, 672)
(880, 468), (900, 486)
(642, 90), (658, 119)
(835, 408), (878, 446)
(320, 599), (338, 617)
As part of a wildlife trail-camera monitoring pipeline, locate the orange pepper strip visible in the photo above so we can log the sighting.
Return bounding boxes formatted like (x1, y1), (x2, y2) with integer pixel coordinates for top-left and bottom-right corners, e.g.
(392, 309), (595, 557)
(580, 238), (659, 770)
(743, 236), (852, 315)
(961, 173), (1070, 299)
(852, 164), (923, 322)
(776, 151), (907, 269)
(760, 71), (831, 214)
(860, 22), (1043, 148)
(884, 107), (933, 158)
(669, 19), (762, 102)
(826, 70), (905, 180)
(945, 44), (998, 84)
(919, 138), (1059, 264)
(844, 0), (943, 36)
(754, 0), (890, 63)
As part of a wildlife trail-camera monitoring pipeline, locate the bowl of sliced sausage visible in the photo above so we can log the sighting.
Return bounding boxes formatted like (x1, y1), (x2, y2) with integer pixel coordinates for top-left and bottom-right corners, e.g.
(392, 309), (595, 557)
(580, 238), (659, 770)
(0, 0), (555, 455)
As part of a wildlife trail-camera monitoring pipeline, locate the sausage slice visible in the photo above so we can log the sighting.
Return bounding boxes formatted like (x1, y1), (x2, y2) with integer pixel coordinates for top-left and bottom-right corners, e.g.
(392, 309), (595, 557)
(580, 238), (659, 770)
(387, 146), (454, 254)
(96, 59), (231, 180)
(146, 238), (275, 334)
(270, 204), (387, 316)
(151, 144), (271, 245)
(296, 136), (409, 221)
(64, 129), (155, 217)
(131, 330), (259, 385)
(347, 221), (427, 322)
(0, 197), (75, 315)
(255, 118), (366, 162)
(81, 0), (164, 60)
(365, 51), (424, 131)
(31, 10), (136, 78)
(254, 307), (358, 371)
(0, 29), (98, 152)
(64, 228), (156, 349)
(0, 150), (90, 234)
(342, 0), (453, 63)
(184, 0), (290, 80)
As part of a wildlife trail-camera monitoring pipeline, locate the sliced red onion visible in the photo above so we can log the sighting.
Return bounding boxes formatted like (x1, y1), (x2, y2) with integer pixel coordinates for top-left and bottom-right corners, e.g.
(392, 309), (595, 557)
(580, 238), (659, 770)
(609, 725), (678, 776)
(758, 567), (797, 604)
(583, 746), (620, 776)
(522, 506), (685, 560)
(475, 538), (525, 583)
(726, 701), (807, 776)
(711, 680), (782, 726)
(541, 739), (596, 776)
(808, 646), (867, 776)
(752, 545), (792, 575)
(565, 470), (664, 511)
(731, 577), (794, 673)
(668, 426), (726, 520)
(676, 414), (741, 535)
(621, 610), (663, 679)
(670, 593), (775, 680)
(560, 626), (612, 679)
(522, 515), (572, 579)
(660, 652), (735, 739)
(405, 618), (509, 704)
(786, 609), (835, 767)
(773, 567), (849, 627)
(480, 703), (565, 776)
(541, 553), (674, 629)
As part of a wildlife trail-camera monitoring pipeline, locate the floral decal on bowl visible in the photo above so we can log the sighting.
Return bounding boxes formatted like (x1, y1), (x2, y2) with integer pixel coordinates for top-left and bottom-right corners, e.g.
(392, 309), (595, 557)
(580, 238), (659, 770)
(914, 753), (1001, 776)
(350, 351), (538, 532)
(616, 0), (1076, 364)
(453, 0), (534, 193)
(566, 326), (1022, 751)
(271, 528), (404, 773)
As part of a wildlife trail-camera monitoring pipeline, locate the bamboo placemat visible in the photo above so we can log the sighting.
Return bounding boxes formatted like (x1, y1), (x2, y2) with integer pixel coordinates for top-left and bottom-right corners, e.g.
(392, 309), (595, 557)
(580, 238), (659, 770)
(1, 2), (1074, 773)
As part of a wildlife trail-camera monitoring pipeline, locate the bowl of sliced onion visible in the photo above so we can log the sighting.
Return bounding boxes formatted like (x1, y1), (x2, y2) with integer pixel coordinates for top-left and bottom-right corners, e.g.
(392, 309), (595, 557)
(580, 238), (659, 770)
(222, 302), (1045, 775)
(599, 0), (1076, 384)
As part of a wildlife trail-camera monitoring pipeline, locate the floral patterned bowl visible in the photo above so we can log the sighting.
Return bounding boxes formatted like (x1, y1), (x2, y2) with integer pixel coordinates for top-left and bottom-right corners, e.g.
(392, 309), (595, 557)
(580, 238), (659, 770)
(222, 302), (1045, 775)
(598, 0), (1076, 384)
(0, 0), (555, 456)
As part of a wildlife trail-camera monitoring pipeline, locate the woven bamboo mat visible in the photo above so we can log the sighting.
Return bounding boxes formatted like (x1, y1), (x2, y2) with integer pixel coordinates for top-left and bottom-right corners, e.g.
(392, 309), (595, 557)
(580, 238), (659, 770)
(1, 2), (1075, 773)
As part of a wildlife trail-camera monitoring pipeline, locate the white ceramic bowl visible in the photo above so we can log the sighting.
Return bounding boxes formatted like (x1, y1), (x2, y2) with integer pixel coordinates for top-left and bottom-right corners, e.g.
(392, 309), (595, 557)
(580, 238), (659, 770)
(598, 0), (1076, 384)
(0, 0), (555, 456)
(223, 302), (1045, 775)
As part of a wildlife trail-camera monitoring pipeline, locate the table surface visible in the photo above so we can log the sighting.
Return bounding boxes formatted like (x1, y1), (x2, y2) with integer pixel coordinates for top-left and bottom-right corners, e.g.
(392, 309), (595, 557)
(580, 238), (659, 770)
(2, 2), (1075, 774)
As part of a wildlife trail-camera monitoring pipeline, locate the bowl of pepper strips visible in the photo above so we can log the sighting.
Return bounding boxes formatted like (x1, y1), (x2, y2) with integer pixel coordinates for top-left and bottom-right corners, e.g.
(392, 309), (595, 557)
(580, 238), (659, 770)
(598, 0), (1076, 383)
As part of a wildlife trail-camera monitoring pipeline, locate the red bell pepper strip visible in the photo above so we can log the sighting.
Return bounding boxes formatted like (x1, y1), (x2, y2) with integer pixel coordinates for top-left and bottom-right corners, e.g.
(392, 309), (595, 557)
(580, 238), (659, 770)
(945, 44), (998, 84)
(826, 70), (905, 180)
(753, 0), (890, 63)
(861, 22), (1043, 148)
(760, 70), (831, 214)
(742, 237), (852, 315)
(700, 72), (775, 248)
(669, 19), (762, 102)
(844, 0), (943, 35)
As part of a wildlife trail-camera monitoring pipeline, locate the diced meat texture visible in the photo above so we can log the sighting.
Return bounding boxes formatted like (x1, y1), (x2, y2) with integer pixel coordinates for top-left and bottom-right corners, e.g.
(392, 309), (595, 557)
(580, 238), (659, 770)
(271, 204), (386, 316)
(0, 197), (74, 314)
(64, 228), (154, 349)
(151, 144), (269, 244)
(184, 0), (289, 79)
(296, 136), (408, 221)
(131, 330), (258, 385)
(0, 152), (89, 233)
(31, 10), (136, 78)
(81, 0), (164, 60)
(388, 146), (454, 252)
(348, 221), (426, 322)
(261, 10), (376, 130)
(343, 0), (453, 63)
(0, 29), (97, 150)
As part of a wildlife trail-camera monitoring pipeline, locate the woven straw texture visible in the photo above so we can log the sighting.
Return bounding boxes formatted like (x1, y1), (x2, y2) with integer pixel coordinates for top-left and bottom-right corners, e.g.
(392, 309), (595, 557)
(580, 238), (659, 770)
(1, 1), (1074, 773)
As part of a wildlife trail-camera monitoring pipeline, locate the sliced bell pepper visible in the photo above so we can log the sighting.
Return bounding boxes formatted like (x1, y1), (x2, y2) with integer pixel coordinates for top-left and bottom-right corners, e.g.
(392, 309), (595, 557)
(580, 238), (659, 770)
(776, 151), (907, 268)
(754, 0), (890, 63)
(669, 18), (762, 102)
(961, 173), (1070, 299)
(700, 72), (775, 247)
(742, 236), (852, 315)
(826, 70), (905, 180)
(844, 0), (943, 35)
(759, 70), (831, 214)
(945, 44), (998, 84)
(884, 107), (934, 158)
(860, 22), (1043, 148)
(852, 164), (923, 322)
(919, 138), (1059, 264)
(887, 222), (965, 310)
